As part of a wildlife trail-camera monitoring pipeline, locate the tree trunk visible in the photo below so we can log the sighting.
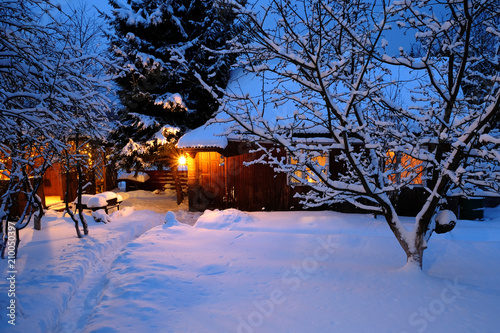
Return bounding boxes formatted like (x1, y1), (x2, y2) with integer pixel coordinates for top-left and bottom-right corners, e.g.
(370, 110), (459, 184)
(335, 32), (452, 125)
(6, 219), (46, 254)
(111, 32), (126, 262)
(33, 214), (42, 231)
(382, 201), (427, 269)
(406, 239), (425, 269)
(0, 186), (17, 259)
(76, 161), (89, 235)
(65, 170), (82, 239)
(33, 195), (44, 231)
(172, 165), (183, 205)
(64, 152), (82, 239)
(14, 228), (21, 259)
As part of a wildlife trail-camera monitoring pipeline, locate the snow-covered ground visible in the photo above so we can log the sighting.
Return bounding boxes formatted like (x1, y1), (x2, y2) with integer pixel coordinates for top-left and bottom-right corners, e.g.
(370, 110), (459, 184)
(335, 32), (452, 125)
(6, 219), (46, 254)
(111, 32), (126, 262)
(1, 190), (499, 332)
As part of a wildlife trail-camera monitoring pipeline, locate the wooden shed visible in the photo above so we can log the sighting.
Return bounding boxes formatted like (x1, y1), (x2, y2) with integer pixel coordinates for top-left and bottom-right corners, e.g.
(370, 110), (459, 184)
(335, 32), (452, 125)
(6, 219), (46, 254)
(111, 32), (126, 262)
(179, 131), (365, 213)
(181, 141), (302, 211)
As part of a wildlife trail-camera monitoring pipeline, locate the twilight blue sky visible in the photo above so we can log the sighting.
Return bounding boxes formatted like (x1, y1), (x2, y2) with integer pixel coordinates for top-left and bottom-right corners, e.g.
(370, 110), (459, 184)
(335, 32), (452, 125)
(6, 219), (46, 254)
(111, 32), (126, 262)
(61, 0), (435, 56)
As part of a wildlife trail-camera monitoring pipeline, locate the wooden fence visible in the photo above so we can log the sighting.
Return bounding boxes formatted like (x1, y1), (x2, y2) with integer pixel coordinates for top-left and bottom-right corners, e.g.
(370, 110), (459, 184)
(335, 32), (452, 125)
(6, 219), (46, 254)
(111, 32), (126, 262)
(124, 170), (187, 192)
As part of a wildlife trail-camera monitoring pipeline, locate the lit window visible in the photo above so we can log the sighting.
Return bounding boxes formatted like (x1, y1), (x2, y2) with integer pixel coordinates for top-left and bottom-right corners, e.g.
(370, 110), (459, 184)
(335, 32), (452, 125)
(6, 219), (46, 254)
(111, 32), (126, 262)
(386, 151), (424, 185)
(289, 151), (329, 184)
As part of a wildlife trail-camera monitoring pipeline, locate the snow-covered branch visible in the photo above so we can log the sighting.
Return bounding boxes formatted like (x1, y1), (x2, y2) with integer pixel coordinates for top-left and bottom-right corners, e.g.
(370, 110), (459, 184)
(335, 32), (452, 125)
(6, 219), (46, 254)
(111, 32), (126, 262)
(216, 0), (500, 267)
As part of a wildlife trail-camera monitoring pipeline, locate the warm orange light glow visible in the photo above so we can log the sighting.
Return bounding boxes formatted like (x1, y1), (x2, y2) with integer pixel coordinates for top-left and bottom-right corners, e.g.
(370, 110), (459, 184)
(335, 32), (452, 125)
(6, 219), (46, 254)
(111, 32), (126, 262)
(178, 155), (187, 165)
(386, 151), (423, 185)
(290, 152), (328, 184)
(45, 196), (62, 206)
(0, 170), (9, 180)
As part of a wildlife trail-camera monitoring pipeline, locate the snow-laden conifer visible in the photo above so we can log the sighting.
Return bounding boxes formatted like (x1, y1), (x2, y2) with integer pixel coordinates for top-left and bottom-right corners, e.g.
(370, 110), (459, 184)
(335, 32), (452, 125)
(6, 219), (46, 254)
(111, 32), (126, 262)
(108, 0), (246, 172)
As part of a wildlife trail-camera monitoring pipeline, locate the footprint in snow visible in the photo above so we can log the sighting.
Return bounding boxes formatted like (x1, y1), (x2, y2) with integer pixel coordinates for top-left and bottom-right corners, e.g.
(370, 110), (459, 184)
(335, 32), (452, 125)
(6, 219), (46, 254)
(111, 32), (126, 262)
(197, 264), (226, 277)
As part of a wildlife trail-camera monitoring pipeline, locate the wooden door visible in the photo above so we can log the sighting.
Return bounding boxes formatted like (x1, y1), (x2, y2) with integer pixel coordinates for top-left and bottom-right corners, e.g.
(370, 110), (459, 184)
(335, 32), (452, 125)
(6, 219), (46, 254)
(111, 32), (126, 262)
(197, 152), (225, 209)
(43, 163), (63, 198)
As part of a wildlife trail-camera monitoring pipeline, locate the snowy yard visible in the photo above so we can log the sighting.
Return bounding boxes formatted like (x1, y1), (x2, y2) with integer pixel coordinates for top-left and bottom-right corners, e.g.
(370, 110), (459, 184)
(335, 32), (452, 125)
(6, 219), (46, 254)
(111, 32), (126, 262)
(1, 190), (500, 332)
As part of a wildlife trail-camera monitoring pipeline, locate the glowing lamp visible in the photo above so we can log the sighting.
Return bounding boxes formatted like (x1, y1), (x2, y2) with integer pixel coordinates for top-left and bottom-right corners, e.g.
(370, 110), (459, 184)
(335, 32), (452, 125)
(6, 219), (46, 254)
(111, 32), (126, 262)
(178, 155), (187, 165)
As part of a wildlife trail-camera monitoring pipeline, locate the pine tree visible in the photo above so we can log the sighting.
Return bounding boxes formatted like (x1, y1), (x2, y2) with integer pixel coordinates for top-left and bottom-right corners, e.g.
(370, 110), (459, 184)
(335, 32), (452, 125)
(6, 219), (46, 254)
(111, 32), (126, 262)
(108, 0), (244, 171)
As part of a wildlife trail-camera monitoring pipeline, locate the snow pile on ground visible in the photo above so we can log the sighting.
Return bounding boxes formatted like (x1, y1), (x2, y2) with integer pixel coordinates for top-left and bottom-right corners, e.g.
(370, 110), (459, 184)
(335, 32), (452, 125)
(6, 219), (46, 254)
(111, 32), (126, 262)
(82, 209), (500, 333)
(194, 208), (255, 230)
(1, 197), (499, 332)
(163, 211), (181, 228)
(91, 208), (111, 223)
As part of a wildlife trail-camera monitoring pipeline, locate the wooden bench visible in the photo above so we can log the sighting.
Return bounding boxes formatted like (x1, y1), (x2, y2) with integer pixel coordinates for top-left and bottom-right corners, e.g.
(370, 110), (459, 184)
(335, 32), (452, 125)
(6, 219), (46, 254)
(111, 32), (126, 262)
(73, 193), (122, 214)
(103, 197), (120, 213)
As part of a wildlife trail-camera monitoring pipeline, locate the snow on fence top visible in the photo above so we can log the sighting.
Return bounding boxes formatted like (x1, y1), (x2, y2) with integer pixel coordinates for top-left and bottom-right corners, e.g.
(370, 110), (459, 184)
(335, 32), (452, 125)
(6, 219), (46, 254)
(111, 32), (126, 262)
(118, 172), (151, 183)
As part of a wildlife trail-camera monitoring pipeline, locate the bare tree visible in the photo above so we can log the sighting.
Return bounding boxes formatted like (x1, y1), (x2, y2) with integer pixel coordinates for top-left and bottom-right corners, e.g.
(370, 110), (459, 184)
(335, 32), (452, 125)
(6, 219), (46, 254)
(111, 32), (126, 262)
(217, 0), (500, 268)
(57, 1), (114, 236)
(0, 0), (113, 254)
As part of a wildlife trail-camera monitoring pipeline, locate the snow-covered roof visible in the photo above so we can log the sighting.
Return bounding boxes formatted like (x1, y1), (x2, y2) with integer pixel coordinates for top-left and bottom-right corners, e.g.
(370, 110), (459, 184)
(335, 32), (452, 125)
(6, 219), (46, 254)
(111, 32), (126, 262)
(176, 122), (229, 149)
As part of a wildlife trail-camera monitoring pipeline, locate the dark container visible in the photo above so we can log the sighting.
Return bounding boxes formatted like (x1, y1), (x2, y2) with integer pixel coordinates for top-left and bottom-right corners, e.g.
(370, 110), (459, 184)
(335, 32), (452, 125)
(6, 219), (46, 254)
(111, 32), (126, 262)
(459, 197), (484, 221)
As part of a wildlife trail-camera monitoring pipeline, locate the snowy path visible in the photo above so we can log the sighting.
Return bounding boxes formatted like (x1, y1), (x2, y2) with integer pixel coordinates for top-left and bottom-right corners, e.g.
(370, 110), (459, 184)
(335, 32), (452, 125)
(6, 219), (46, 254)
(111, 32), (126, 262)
(53, 220), (157, 333)
(0, 208), (164, 333)
(53, 191), (199, 332)
(54, 210), (200, 332)
(53, 191), (194, 332)
(54, 246), (121, 332)
(0, 190), (188, 333)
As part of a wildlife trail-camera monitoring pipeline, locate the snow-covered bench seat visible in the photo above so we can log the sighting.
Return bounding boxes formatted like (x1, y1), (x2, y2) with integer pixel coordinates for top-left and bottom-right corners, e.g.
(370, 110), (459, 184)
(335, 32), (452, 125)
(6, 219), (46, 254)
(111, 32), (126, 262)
(73, 192), (123, 214)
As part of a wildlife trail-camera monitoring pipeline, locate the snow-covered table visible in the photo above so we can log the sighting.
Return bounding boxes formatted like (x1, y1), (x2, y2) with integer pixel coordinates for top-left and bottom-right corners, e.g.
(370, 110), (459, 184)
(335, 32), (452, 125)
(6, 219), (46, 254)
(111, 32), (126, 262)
(73, 192), (123, 214)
